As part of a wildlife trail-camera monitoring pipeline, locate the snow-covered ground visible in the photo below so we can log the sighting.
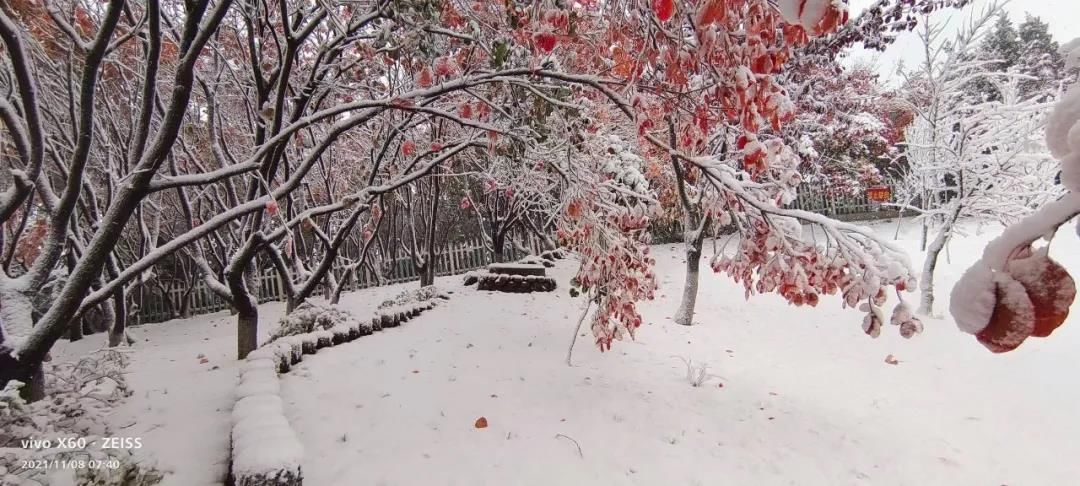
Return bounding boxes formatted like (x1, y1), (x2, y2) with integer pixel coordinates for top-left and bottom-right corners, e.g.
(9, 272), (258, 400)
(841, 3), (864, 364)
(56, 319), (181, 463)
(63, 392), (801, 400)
(49, 283), (419, 485)
(51, 219), (1080, 485)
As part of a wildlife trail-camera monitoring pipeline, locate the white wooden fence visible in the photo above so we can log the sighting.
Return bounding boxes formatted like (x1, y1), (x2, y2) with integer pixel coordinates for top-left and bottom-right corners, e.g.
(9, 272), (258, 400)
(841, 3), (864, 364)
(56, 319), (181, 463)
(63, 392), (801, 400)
(137, 237), (537, 324)
(786, 180), (901, 220)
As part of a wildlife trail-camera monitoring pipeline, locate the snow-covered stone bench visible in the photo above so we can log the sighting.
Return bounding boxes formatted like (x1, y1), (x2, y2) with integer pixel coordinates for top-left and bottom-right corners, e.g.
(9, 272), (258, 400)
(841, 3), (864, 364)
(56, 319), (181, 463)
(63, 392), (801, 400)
(229, 288), (448, 485)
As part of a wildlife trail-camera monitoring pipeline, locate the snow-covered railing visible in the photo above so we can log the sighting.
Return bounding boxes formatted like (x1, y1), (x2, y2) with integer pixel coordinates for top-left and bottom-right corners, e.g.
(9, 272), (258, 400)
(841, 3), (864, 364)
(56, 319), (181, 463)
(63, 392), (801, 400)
(137, 237), (519, 323)
(229, 292), (450, 486)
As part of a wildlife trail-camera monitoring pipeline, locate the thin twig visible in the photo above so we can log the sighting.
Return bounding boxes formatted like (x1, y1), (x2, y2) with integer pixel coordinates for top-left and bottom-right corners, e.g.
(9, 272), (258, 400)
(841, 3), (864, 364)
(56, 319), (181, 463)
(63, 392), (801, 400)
(555, 434), (584, 458)
(566, 297), (592, 366)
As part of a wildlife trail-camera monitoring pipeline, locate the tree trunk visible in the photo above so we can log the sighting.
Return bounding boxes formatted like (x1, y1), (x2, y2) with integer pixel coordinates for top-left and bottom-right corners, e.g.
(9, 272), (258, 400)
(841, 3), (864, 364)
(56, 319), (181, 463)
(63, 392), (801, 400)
(492, 231), (506, 263)
(667, 119), (711, 327)
(228, 262), (260, 360)
(0, 354), (45, 401)
(919, 207), (962, 315)
(67, 317), (84, 341)
(64, 252), (83, 341)
(919, 230), (948, 315)
(674, 219), (708, 326)
(25, 362), (44, 402)
(236, 309), (258, 360)
(180, 289), (192, 318)
(419, 263), (435, 287)
(108, 286), (126, 347)
(330, 269), (351, 305)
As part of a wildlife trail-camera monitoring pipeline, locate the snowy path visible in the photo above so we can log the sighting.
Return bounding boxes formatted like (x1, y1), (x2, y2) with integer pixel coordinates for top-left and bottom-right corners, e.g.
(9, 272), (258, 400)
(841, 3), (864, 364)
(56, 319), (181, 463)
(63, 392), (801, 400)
(279, 222), (1080, 486)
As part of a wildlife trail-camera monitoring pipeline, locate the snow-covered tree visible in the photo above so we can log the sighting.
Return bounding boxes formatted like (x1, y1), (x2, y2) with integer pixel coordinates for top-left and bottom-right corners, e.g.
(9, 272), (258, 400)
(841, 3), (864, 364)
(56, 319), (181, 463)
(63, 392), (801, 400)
(784, 64), (898, 197)
(970, 11), (1071, 102)
(897, 4), (1061, 316)
(969, 12), (1022, 101)
(1016, 14), (1070, 100)
(950, 37), (1080, 353)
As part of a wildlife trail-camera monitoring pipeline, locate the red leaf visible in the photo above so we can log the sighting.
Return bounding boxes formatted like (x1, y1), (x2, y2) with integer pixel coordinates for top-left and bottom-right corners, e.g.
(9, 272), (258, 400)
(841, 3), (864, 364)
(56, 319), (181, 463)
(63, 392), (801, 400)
(1006, 250), (1076, 338)
(653, 0), (675, 22)
(696, 0), (726, 27)
(416, 67), (434, 88)
(976, 277), (1036, 353)
(474, 417), (488, 429)
(433, 56), (455, 77)
(534, 32), (558, 53)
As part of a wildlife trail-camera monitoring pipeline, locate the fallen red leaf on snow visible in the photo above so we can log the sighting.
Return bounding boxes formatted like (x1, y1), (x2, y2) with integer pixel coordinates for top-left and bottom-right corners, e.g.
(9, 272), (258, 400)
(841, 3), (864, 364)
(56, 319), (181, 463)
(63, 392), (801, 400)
(474, 417), (488, 429)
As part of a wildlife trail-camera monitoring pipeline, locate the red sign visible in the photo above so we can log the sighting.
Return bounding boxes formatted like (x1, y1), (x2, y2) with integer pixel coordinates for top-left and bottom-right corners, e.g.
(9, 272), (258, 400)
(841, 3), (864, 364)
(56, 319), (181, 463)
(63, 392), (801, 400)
(867, 186), (892, 202)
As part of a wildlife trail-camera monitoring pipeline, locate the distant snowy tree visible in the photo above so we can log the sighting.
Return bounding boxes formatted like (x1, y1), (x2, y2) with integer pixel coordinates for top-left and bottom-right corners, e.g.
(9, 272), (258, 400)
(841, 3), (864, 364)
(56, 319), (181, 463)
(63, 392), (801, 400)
(899, 4), (1062, 316)
(1016, 15), (1068, 100)
(970, 12), (1069, 102)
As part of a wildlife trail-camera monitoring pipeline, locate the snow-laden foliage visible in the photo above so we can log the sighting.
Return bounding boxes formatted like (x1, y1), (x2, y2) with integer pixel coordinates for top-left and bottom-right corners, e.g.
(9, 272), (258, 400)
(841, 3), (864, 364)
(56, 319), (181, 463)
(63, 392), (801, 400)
(560, 130), (660, 350)
(0, 350), (164, 485)
(785, 65), (897, 196)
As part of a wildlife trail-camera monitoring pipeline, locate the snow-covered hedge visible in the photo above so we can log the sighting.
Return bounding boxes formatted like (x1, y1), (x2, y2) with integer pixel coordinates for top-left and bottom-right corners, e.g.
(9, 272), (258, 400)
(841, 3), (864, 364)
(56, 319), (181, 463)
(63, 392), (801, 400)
(230, 292), (449, 485)
(267, 302), (371, 343)
(0, 350), (165, 486)
(377, 285), (449, 310)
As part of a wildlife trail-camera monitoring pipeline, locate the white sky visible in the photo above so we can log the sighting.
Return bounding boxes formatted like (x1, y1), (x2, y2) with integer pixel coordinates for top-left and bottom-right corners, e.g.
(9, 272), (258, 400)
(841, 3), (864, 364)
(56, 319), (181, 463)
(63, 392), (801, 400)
(844, 0), (1080, 84)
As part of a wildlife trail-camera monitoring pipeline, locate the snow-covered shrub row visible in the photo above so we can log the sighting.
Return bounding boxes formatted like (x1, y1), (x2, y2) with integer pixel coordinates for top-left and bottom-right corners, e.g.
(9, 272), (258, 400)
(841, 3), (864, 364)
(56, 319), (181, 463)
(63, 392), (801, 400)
(231, 294), (448, 485)
(377, 285), (449, 310)
(267, 302), (371, 343)
(0, 350), (164, 486)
